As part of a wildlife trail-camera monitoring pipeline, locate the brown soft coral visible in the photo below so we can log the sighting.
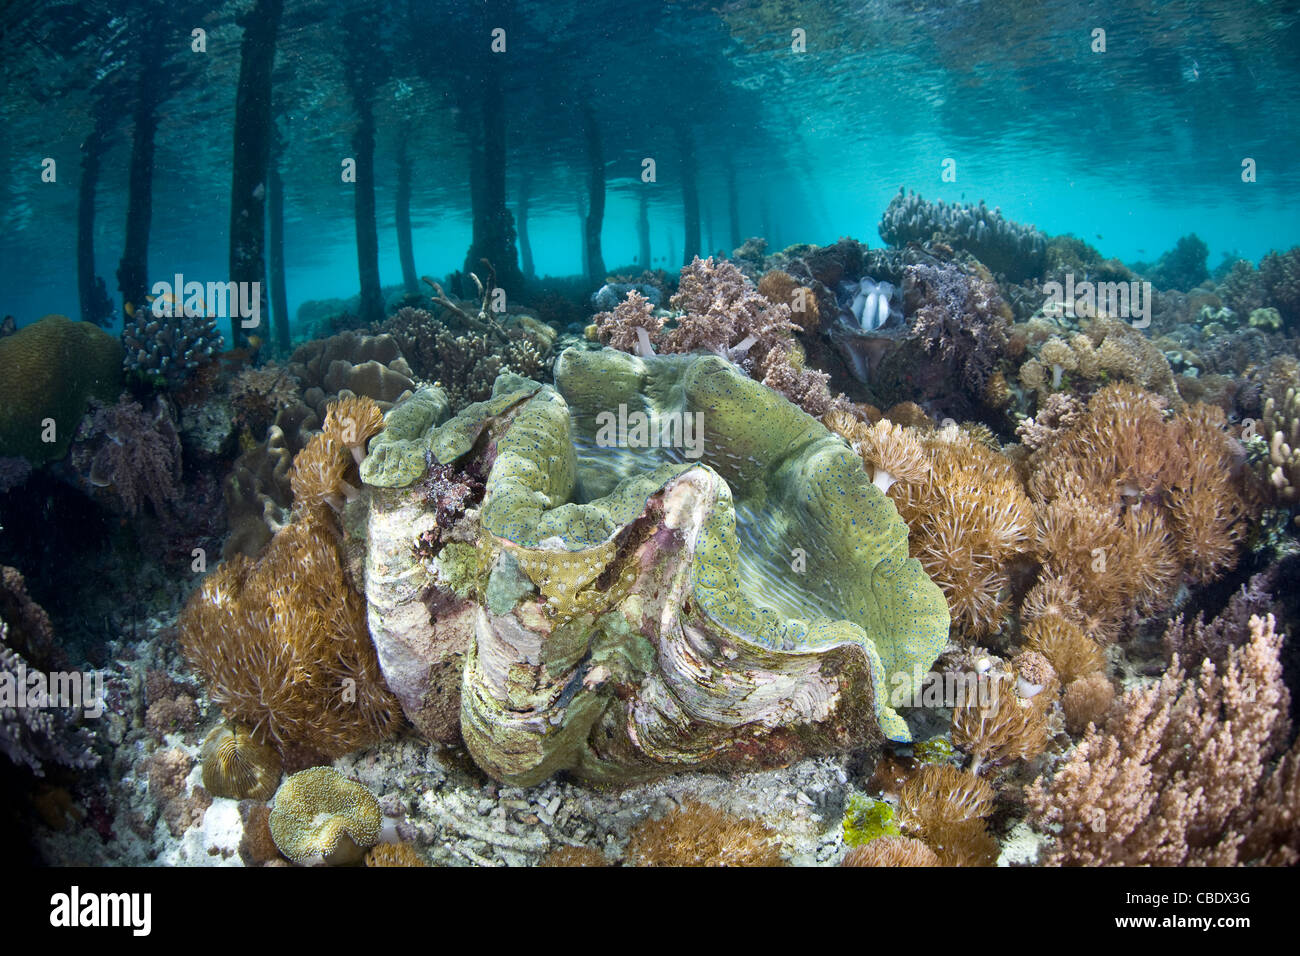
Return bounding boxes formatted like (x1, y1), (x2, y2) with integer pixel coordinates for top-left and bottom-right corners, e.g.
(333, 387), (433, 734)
(951, 674), (1049, 773)
(897, 765), (998, 866)
(890, 428), (1034, 639)
(179, 485), (400, 757)
(600, 256), (833, 416)
(592, 290), (665, 354)
(626, 800), (784, 867)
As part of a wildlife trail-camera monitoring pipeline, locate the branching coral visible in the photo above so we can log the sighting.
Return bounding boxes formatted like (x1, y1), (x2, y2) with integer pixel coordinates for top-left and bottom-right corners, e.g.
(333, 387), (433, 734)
(599, 256), (833, 416)
(1262, 386), (1300, 508)
(121, 303), (223, 388)
(626, 800), (784, 867)
(1, 621), (99, 775)
(1028, 614), (1298, 866)
(385, 306), (553, 411)
(890, 427), (1034, 639)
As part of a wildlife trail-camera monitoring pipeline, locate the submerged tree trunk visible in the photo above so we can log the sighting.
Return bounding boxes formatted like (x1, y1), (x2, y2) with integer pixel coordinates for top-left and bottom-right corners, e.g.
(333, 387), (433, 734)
(678, 126), (700, 265)
(516, 170), (534, 279)
(116, 48), (163, 318)
(352, 94), (383, 326)
(268, 122), (289, 354)
(582, 102), (606, 284)
(395, 142), (418, 294)
(637, 190), (651, 268)
(78, 117), (114, 326)
(395, 142), (417, 293)
(228, 0), (284, 347)
(463, 66), (523, 296)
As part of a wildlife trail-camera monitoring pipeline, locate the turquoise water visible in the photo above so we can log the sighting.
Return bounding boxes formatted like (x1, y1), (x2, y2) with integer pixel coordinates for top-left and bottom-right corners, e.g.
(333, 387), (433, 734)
(2, 0), (1297, 328)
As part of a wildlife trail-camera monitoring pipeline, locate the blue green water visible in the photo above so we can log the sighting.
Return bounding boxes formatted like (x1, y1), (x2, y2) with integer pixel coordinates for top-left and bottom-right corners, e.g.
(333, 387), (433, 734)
(2, 0), (1297, 331)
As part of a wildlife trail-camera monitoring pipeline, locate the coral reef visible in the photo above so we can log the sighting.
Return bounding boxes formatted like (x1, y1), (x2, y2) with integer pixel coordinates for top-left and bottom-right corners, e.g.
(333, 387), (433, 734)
(360, 349), (949, 785)
(269, 767), (383, 865)
(625, 800), (783, 867)
(1028, 615), (1299, 865)
(879, 188), (1047, 281)
(384, 306), (553, 410)
(0, 314), (123, 463)
(121, 304), (223, 387)
(65, 395), (182, 516)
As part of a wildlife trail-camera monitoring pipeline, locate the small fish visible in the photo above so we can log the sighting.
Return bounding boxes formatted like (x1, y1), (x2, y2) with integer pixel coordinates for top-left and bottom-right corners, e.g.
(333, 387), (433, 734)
(1096, 233), (1104, 240)
(124, 301), (135, 317)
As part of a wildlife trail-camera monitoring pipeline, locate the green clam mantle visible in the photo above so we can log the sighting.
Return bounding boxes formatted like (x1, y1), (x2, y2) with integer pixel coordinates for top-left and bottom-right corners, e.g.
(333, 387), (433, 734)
(362, 347), (949, 785)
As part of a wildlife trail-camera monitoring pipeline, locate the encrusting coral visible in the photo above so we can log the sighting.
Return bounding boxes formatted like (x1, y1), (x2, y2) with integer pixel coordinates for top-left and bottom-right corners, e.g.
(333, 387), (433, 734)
(625, 800), (784, 867)
(841, 835), (940, 867)
(180, 396), (400, 757)
(1028, 614), (1299, 866)
(0, 314), (123, 464)
(269, 767), (383, 865)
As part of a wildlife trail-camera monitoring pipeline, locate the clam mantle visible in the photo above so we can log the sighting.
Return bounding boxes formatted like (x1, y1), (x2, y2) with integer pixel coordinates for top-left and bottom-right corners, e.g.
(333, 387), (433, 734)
(360, 347), (949, 786)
